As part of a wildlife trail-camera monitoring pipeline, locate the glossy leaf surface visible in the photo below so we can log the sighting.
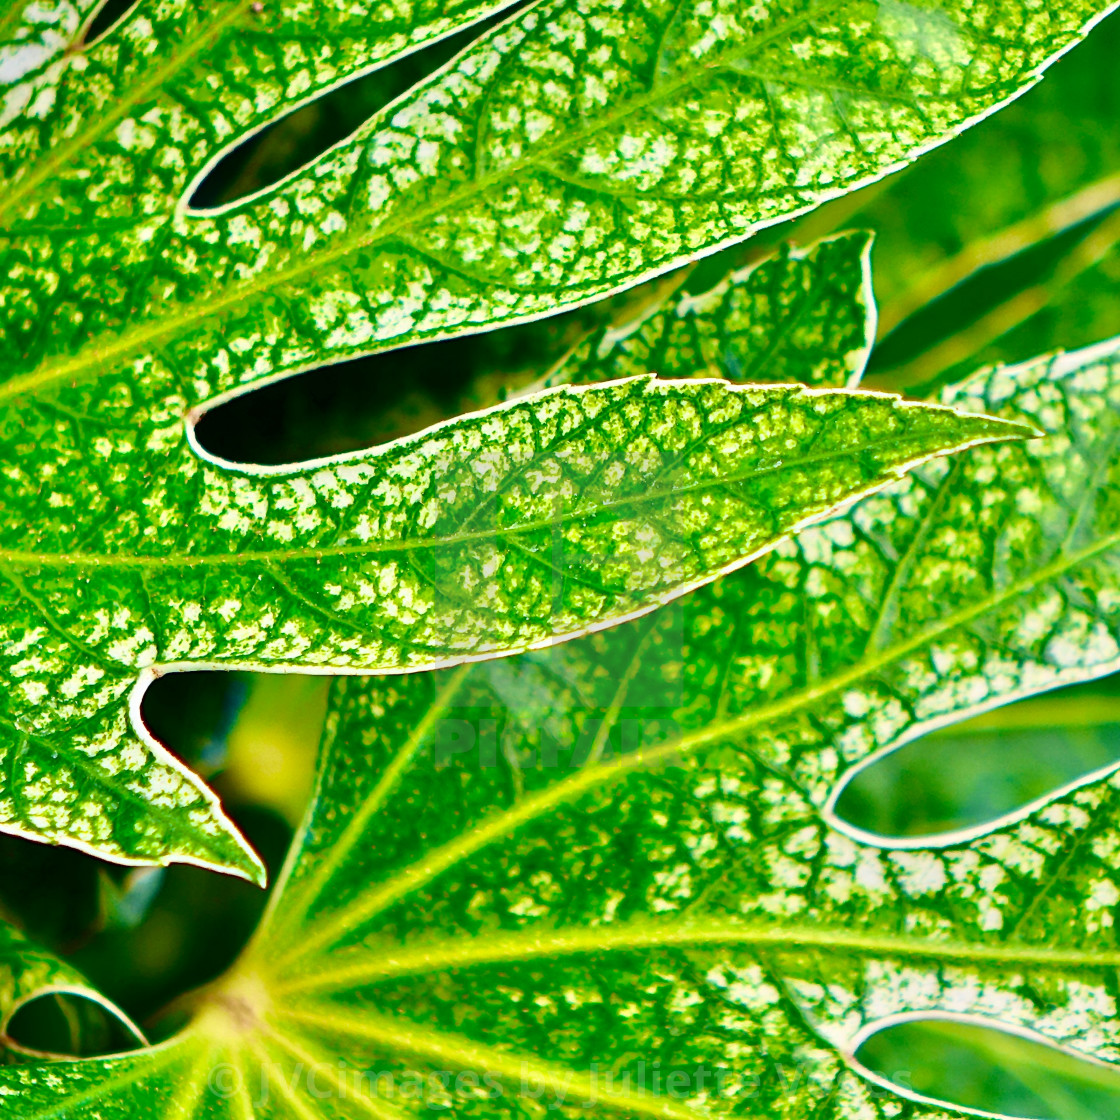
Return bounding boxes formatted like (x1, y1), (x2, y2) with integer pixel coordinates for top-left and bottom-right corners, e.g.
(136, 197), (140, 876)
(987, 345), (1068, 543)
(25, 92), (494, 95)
(0, 368), (1025, 880)
(6, 336), (1120, 1116)
(8, 0), (1063, 881)
(0, 0), (1108, 871)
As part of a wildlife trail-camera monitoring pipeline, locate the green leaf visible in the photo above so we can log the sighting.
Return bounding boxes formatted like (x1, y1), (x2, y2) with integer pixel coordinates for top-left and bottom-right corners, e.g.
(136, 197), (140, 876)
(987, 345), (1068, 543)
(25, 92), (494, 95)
(2, 0), (1107, 870)
(0, 366), (1025, 879)
(7, 338), (1120, 1116)
(7, 0), (1109, 387)
(0, 923), (144, 1059)
(543, 232), (876, 391)
(2, 0), (1103, 877)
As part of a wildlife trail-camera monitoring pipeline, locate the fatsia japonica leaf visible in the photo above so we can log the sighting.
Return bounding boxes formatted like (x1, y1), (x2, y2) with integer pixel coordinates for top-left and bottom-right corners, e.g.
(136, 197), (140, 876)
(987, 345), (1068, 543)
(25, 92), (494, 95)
(0, 0), (1109, 869)
(542, 232), (876, 392)
(0, 924), (144, 1059)
(9, 340), (1120, 1116)
(0, 364), (1027, 883)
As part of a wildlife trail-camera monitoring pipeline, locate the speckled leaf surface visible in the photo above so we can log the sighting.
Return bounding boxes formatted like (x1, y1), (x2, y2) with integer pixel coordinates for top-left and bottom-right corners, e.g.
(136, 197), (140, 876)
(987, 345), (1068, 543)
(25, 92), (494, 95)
(8, 340), (1120, 1116)
(3, 0), (1071, 884)
(0, 365), (1025, 879)
(6, 0), (1114, 390)
(542, 232), (876, 392)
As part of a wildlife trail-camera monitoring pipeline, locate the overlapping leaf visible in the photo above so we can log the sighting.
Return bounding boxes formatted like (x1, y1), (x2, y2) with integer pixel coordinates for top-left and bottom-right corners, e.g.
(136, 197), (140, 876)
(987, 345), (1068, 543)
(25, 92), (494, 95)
(8, 335), (1120, 1115)
(543, 233), (875, 392)
(0, 373), (1025, 880)
(0, 0), (1112, 872)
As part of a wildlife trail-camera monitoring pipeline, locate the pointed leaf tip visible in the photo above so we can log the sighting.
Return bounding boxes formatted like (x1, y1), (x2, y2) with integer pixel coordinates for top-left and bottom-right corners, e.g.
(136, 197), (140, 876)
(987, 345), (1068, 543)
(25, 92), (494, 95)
(941, 409), (1044, 447)
(195, 825), (268, 889)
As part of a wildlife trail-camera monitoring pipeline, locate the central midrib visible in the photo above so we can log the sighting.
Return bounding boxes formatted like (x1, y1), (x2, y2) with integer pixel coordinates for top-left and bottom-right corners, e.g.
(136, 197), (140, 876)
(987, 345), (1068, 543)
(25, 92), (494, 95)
(0, 421), (1005, 571)
(0, 0), (858, 407)
(277, 919), (1120, 995)
(0, 0), (256, 225)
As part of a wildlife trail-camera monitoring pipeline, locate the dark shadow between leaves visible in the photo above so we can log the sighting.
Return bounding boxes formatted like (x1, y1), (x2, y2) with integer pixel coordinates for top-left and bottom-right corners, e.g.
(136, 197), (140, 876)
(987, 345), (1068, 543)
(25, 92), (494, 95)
(192, 344), (481, 467)
(187, 6), (524, 210)
(78, 0), (141, 47)
(856, 1017), (1120, 1119)
(5, 990), (143, 1059)
(189, 310), (587, 466)
(139, 670), (251, 779)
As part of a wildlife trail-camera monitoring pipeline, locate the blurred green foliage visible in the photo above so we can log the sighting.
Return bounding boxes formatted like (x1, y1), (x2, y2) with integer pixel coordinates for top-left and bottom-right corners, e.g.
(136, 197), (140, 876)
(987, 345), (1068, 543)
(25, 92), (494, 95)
(7, 9), (1120, 1116)
(838, 677), (1120, 840)
(859, 1019), (1120, 1120)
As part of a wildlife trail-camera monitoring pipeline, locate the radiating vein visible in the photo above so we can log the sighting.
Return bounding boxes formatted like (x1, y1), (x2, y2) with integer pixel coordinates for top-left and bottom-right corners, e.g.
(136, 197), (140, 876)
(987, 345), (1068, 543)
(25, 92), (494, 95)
(262, 664), (475, 946)
(279, 1003), (704, 1120)
(276, 920), (1120, 996)
(277, 522), (1120, 966)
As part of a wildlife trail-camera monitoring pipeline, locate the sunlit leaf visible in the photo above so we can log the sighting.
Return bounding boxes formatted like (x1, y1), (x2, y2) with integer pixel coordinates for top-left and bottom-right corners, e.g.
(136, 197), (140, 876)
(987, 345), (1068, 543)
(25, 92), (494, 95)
(543, 232), (876, 391)
(0, 365), (1026, 879)
(8, 333), (1120, 1115)
(1, 0), (1108, 870)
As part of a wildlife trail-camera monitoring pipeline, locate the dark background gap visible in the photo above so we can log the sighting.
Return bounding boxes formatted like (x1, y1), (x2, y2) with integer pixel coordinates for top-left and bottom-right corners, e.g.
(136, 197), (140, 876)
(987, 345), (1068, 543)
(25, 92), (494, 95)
(80, 0), (140, 46)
